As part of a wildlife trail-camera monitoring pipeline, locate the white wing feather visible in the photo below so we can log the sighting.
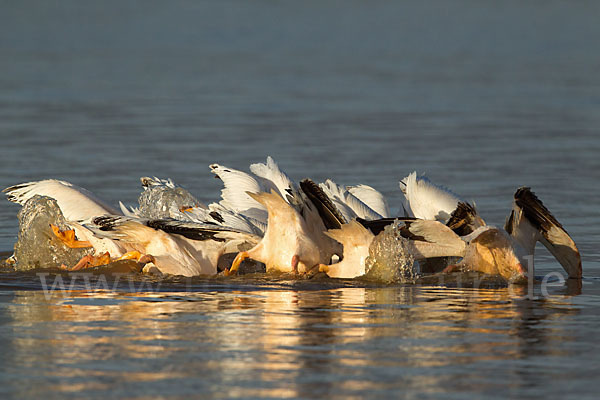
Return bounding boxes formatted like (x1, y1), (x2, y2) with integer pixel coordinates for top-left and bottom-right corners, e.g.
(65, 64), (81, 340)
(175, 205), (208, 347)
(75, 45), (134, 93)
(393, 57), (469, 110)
(249, 156), (296, 200)
(320, 180), (383, 220)
(180, 204), (266, 236)
(3, 179), (120, 221)
(400, 172), (461, 222)
(347, 184), (391, 218)
(210, 163), (267, 222)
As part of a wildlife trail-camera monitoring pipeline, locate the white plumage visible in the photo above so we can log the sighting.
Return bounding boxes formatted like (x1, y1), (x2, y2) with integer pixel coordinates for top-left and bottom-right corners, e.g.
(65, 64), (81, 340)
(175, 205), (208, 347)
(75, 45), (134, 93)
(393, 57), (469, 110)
(3, 159), (581, 282)
(3, 179), (259, 277)
(347, 184), (391, 218)
(209, 163), (267, 222)
(319, 179), (384, 221)
(86, 216), (258, 276)
(250, 156), (296, 201)
(400, 172), (462, 222)
(322, 220), (374, 279)
(225, 158), (342, 274)
(3, 180), (121, 221)
(234, 190), (324, 273)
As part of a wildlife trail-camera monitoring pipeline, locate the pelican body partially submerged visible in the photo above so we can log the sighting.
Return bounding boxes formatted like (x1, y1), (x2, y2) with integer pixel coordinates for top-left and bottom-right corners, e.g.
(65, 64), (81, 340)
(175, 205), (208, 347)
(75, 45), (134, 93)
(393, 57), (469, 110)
(322, 178), (581, 282)
(2, 158), (582, 284)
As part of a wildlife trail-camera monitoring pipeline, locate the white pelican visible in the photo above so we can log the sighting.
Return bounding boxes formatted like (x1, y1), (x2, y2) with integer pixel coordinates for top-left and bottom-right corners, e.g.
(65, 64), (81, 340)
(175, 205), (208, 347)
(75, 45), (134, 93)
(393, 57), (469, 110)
(320, 187), (581, 281)
(228, 190), (326, 274)
(3, 179), (259, 276)
(121, 176), (266, 237)
(3, 180), (126, 265)
(504, 187), (581, 278)
(219, 157), (342, 274)
(399, 173), (580, 278)
(400, 172), (484, 227)
(320, 218), (526, 281)
(319, 220), (374, 279)
(86, 215), (259, 276)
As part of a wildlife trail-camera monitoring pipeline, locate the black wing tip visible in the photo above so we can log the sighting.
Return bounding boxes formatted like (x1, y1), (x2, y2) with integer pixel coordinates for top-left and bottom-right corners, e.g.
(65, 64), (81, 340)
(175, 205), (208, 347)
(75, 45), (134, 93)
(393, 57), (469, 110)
(209, 164), (229, 177)
(146, 219), (227, 242)
(514, 187), (565, 232)
(299, 178), (317, 190)
(92, 215), (124, 231)
(446, 201), (478, 236)
(505, 210), (515, 235)
(209, 211), (225, 224)
(515, 187), (582, 277)
(299, 178), (347, 228)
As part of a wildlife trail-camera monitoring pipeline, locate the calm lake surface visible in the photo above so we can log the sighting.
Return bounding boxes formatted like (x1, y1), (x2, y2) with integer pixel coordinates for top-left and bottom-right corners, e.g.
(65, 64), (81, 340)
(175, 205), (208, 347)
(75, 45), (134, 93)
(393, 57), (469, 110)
(1, 1), (599, 399)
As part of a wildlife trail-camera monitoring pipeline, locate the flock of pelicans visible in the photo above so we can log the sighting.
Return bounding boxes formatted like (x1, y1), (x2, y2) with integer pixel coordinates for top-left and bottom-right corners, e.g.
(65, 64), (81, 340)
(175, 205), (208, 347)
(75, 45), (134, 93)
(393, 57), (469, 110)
(3, 157), (582, 282)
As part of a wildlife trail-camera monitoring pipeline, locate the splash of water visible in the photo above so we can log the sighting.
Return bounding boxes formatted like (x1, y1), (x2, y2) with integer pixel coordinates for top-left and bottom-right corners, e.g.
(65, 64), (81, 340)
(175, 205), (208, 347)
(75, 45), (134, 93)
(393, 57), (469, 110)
(137, 185), (201, 219)
(363, 220), (417, 283)
(13, 195), (92, 270)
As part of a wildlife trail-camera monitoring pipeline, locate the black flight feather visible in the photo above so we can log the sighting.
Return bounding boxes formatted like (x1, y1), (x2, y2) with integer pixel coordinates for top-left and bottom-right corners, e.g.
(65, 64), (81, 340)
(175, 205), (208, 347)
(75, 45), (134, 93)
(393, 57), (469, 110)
(446, 202), (479, 236)
(299, 178), (347, 229)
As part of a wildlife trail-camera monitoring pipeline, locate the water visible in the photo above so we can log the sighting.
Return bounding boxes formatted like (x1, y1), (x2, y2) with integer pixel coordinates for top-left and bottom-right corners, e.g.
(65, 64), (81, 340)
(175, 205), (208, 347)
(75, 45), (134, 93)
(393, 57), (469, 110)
(1, 1), (600, 398)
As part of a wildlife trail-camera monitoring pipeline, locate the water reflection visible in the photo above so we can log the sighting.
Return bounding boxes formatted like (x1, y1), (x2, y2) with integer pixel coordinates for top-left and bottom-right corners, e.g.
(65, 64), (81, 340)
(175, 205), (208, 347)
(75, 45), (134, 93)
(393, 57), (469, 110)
(0, 280), (585, 398)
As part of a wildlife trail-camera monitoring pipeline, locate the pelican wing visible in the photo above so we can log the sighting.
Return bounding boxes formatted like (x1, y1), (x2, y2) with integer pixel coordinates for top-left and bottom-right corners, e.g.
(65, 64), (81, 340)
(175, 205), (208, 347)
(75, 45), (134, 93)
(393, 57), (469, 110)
(509, 187), (582, 278)
(400, 220), (467, 260)
(347, 184), (391, 218)
(446, 202), (485, 236)
(90, 215), (259, 244)
(210, 163), (267, 222)
(3, 179), (120, 221)
(249, 156), (297, 202)
(146, 219), (260, 244)
(320, 179), (383, 220)
(299, 179), (347, 229)
(400, 172), (461, 222)
(182, 203), (266, 236)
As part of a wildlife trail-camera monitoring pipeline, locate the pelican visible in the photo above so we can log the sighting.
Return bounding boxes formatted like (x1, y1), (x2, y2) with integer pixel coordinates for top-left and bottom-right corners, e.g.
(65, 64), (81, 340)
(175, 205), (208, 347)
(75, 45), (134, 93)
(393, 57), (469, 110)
(504, 187), (581, 278)
(400, 171), (484, 230)
(321, 186), (581, 281)
(3, 180), (127, 266)
(399, 173), (580, 278)
(219, 157), (342, 274)
(85, 215), (259, 276)
(121, 176), (266, 237)
(3, 179), (258, 276)
(318, 220), (374, 279)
